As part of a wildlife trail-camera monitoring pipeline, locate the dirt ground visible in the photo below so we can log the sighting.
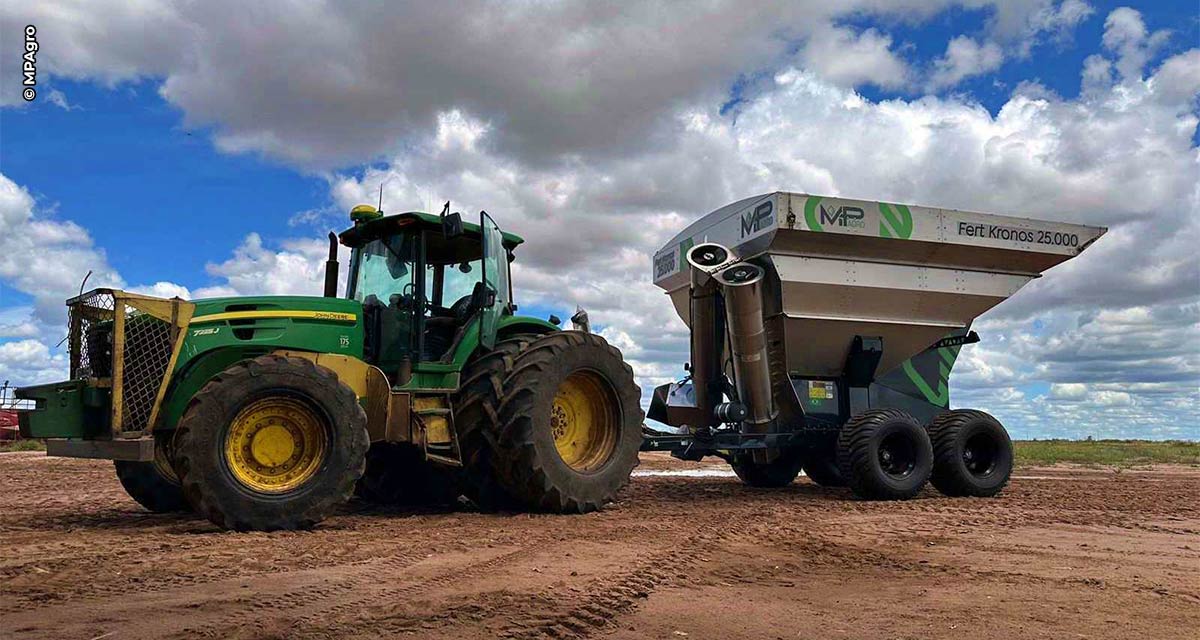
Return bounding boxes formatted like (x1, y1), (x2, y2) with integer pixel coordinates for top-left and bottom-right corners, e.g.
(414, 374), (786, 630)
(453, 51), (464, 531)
(2, 451), (1197, 640)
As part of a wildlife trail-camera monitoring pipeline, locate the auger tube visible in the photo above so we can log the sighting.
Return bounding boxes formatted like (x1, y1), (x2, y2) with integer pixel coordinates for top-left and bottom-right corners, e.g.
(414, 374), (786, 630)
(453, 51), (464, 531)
(715, 262), (776, 430)
(686, 243), (735, 427)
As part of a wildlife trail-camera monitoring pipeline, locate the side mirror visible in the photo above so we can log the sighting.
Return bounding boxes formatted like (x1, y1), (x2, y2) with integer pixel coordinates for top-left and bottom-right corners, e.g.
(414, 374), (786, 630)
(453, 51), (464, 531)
(442, 211), (464, 239)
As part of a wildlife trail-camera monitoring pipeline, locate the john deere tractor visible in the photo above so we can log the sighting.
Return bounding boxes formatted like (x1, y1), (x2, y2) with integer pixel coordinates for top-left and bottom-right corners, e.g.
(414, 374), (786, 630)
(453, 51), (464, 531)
(17, 206), (643, 530)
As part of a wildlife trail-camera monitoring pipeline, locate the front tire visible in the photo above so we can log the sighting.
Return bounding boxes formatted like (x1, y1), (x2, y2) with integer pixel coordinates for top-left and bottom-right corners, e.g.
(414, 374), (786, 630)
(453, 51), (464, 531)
(928, 409), (1013, 497)
(838, 409), (932, 500)
(174, 355), (369, 531)
(113, 435), (189, 513)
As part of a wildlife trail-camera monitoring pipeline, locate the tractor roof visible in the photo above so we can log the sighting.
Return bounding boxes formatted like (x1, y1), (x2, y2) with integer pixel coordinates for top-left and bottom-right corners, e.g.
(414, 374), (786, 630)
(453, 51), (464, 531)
(339, 211), (524, 249)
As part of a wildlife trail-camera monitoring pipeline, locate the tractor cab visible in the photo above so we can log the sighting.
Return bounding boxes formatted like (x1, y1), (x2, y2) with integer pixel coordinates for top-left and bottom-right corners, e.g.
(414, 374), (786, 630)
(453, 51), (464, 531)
(338, 206), (523, 383)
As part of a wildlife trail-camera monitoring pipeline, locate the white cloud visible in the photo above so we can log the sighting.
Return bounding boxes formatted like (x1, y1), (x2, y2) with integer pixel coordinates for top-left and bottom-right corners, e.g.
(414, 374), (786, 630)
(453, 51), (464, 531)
(0, 174), (123, 326)
(193, 234), (327, 298)
(1, 1), (1109, 165)
(801, 27), (911, 90)
(0, 339), (67, 386)
(1101, 7), (1170, 82)
(929, 36), (1005, 89)
(1019, 0), (1095, 55)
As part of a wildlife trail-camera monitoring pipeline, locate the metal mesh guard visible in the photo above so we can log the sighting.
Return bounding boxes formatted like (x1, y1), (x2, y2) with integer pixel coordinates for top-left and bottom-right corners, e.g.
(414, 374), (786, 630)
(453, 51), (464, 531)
(120, 306), (174, 431)
(69, 291), (116, 380)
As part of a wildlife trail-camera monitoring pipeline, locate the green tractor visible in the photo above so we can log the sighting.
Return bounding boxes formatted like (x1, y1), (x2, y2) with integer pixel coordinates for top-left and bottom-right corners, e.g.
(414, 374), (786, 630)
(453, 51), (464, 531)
(17, 206), (644, 530)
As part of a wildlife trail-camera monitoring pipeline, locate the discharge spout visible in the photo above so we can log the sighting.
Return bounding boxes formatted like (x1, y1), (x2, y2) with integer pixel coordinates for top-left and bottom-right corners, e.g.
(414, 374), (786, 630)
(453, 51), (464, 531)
(715, 262), (777, 431)
(685, 243), (735, 427)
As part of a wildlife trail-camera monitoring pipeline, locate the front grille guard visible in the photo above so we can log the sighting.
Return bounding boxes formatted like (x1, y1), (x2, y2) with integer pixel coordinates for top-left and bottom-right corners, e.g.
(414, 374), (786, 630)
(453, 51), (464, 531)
(67, 289), (195, 436)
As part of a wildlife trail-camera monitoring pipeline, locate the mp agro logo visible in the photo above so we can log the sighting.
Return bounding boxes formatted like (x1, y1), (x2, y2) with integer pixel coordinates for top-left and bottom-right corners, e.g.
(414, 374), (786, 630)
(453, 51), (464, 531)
(739, 201), (774, 238)
(819, 204), (865, 229)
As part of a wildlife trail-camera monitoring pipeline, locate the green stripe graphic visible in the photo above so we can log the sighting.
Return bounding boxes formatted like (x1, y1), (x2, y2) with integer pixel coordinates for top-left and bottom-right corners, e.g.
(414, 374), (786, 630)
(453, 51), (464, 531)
(878, 202), (913, 239)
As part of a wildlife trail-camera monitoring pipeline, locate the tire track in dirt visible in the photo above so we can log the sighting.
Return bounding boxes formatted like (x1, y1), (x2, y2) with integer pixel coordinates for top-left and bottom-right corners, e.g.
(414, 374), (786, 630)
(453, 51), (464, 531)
(1, 546), (437, 639)
(489, 505), (769, 639)
(177, 539), (552, 639)
(168, 546), (441, 639)
(4, 527), (448, 612)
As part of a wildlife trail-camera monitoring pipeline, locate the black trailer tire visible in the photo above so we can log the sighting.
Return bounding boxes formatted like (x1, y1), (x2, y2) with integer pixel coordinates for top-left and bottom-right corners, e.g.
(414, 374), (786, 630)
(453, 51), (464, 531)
(113, 436), (189, 513)
(356, 443), (459, 506)
(491, 332), (643, 513)
(800, 436), (846, 487)
(928, 409), (1013, 497)
(731, 449), (805, 487)
(838, 409), (933, 500)
(173, 355), (369, 531)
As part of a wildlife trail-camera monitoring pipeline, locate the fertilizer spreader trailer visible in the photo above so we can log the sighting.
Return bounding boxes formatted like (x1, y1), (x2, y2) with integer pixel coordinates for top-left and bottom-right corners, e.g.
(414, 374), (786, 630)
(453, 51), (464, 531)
(645, 192), (1105, 499)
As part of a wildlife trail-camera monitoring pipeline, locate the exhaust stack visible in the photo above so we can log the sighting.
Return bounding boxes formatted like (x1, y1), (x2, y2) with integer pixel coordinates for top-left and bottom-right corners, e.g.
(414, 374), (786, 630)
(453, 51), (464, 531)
(714, 262), (777, 431)
(323, 232), (340, 298)
(685, 243), (736, 427)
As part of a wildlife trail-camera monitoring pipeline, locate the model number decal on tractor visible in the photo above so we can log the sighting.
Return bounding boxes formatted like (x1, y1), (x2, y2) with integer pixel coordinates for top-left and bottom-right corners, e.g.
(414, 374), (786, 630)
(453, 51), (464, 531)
(957, 222), (1079, 247)
(191, 327), (220, 337)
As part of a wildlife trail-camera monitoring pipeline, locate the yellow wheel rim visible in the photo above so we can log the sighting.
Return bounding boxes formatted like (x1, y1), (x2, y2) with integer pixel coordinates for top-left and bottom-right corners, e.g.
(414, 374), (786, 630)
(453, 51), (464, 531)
(223, 397), (329, 494)
(551, 371), (619, 472)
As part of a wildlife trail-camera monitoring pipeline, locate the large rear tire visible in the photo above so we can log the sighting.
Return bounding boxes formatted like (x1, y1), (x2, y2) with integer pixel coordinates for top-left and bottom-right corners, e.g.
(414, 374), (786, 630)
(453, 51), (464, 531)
(474, 332), (642, 513)
(928, 409), (1013, 497)
(838, 409), (932, 500)
(731, 449), (804, 487)
(356, 443), (459, 506)
(174, 355), (369, 531)
(113, 435), (189, 513)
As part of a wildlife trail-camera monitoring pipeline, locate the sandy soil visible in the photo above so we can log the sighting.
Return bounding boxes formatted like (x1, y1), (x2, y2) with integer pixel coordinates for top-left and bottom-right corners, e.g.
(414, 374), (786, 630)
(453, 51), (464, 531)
(2, 451), (1197, 640)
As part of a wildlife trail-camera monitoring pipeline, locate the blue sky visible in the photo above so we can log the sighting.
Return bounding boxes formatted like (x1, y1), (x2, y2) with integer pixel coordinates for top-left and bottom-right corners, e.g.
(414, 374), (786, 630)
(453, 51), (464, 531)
(1, 1), (1197, 439)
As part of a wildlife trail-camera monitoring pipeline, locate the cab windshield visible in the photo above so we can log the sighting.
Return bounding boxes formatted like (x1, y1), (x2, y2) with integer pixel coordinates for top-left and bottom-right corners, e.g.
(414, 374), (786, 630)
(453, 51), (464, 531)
(350, 234), (417, 305)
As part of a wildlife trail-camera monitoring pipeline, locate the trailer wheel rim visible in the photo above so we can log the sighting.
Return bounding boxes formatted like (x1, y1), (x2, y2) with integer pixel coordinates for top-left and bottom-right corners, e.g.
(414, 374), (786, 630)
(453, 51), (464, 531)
(551, 371), (620, 472)
(224, 397), (329, 494)
(963, 432), (999, 477)
(878, 431), (917, 479)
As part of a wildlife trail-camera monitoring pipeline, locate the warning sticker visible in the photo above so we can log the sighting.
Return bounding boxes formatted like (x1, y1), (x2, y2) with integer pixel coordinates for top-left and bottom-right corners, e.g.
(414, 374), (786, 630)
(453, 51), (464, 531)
(808, 381), (834, 400)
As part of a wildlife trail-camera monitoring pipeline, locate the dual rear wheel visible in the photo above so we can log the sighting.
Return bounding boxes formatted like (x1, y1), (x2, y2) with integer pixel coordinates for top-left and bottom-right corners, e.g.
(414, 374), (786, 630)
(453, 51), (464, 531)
(837, 408), (1012, 500)
(726, 408), (1012, 500)
(455, 331), (644, 513)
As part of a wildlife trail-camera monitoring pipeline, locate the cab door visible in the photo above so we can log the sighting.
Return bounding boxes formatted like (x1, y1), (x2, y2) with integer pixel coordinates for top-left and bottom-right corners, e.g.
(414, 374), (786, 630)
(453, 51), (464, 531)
(479, 212), (510, 349)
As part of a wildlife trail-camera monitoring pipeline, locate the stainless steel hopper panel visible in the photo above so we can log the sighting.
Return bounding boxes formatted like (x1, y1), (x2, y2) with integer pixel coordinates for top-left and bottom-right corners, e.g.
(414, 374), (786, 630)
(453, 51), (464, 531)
(653, 192), (1106, 377)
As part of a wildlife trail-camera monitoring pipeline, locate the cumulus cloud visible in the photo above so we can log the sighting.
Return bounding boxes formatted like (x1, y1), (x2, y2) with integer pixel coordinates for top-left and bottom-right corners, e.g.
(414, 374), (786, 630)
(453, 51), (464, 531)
(2, 1), (1108, 164)
(929, 36), (1005, 89)
(0, 174), (123, 325)
(0, 339), (68, 386)
(801, 26), (911, 90)
(1101, 6), (1170, 82)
